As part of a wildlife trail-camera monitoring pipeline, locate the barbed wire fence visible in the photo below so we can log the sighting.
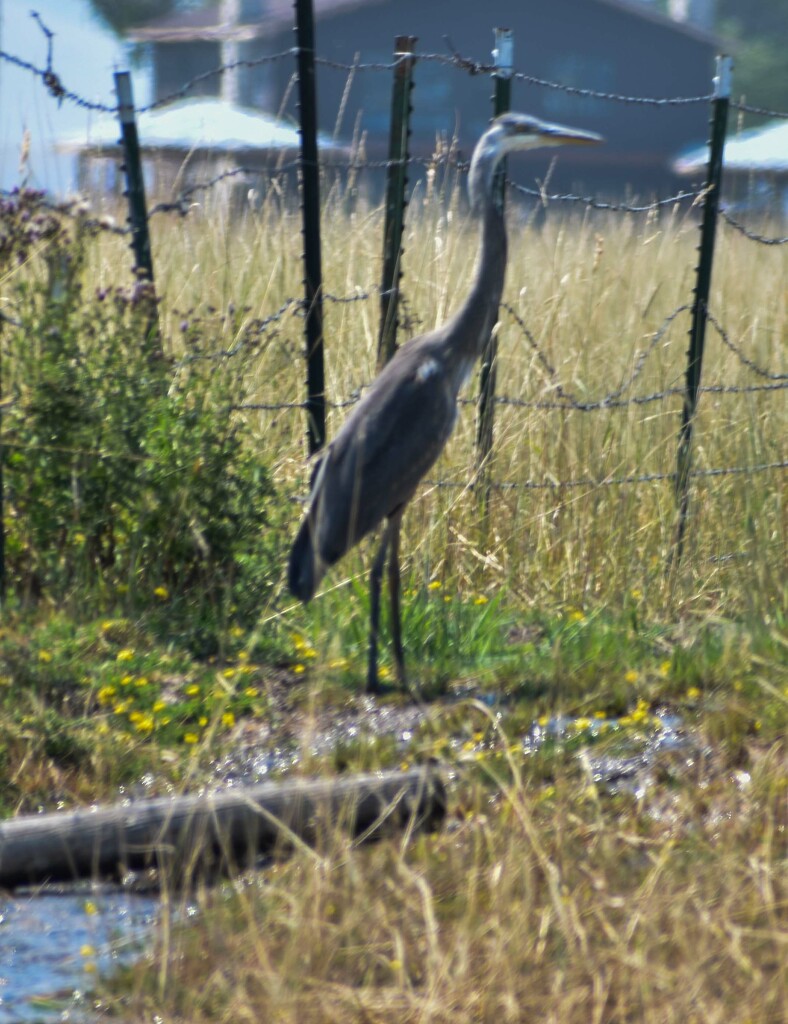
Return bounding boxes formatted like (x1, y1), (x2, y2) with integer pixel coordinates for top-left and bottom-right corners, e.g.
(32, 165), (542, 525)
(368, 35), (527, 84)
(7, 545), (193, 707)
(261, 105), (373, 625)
(0, 12), (786, 582)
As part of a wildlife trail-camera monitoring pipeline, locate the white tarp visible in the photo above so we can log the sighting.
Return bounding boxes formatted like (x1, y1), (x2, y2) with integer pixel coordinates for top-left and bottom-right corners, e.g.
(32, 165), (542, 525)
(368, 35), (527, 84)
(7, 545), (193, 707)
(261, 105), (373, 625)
(57, 98), (343, 153)
(674, 119), (788, 175)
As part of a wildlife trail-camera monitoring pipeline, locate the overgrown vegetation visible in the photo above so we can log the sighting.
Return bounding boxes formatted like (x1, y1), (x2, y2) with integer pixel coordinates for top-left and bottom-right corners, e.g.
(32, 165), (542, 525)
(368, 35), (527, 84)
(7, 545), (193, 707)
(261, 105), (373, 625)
(0, 181), (785, 1021)
(1, 190), (279, 646)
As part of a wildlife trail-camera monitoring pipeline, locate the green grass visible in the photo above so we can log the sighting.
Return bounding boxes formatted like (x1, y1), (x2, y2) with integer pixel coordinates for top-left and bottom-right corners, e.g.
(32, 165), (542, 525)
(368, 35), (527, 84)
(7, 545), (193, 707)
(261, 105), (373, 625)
(0, 180), (785, 1021)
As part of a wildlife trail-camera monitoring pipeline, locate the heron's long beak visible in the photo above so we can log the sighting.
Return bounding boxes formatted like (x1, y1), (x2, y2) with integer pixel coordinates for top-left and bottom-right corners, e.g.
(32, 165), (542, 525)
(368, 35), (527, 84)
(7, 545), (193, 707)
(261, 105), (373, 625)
(536, 122), (604, 147)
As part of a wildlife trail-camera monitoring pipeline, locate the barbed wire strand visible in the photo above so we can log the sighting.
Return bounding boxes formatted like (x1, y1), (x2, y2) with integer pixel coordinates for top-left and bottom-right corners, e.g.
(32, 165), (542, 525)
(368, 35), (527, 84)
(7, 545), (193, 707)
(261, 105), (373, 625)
(424, 459), (787, 492)
(705, 309), (788, 381)
(719, 210), (788, 245)
(730, 100), (788, 120)
(6, 41), (786, 123)
(499, 302), (690, 411)
(237, 375), (787, 415)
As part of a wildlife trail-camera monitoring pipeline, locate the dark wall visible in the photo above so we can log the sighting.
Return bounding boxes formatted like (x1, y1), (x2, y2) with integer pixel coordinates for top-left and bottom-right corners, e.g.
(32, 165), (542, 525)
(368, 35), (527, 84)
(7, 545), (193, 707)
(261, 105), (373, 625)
(265, 0), (717, 195)
(154, 41), (222, 101)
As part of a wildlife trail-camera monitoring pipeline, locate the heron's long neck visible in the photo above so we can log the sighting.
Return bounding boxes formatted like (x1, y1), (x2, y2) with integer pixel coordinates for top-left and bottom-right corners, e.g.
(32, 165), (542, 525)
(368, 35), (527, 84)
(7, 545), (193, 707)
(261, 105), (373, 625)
(447, 189), (507, 368)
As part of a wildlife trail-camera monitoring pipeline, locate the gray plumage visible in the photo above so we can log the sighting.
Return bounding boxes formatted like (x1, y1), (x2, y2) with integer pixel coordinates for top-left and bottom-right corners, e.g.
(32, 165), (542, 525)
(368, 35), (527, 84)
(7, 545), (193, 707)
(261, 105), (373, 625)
(289, 112), (602, 692)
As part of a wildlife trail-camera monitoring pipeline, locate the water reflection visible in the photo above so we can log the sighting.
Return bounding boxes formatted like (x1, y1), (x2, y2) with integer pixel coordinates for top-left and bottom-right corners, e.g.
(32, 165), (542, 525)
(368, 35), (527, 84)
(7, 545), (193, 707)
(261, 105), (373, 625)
(0, 887), (159, 1023)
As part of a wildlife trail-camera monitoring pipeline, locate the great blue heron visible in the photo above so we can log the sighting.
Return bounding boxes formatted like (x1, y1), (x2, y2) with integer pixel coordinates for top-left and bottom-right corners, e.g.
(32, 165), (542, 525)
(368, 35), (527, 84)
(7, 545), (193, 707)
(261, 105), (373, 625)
(289, 112), (602, 692)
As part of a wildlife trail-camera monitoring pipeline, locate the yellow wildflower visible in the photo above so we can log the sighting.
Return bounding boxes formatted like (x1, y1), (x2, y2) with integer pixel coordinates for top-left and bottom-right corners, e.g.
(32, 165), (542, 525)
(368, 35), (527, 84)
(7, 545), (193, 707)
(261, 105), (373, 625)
(38, 650), (53, 663)
(624, 669), (639, 684)
(153, 585), (169, 600)
(185, 683), (200, 696)
(116, 648), (134, 663)
(184, 732), (199, 744)
(222, 711), (235, 729)
(474, 595), (489, 605)
(428, 580), (442, 591)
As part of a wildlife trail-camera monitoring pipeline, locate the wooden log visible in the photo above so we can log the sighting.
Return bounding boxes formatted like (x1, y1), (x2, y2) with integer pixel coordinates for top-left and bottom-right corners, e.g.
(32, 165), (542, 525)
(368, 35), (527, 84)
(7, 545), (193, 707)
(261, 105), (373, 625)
(0, 766), (446, 890)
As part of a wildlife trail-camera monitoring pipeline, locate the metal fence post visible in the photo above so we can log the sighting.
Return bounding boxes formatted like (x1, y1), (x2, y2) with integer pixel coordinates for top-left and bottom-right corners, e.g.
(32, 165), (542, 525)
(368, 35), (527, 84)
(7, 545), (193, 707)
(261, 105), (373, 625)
(477, 28), (513, 477)
(114, 71), (162, 359)
(294, 0), (326, 455)
(674, 54), (732, 562)
(377, 35), (417, 367)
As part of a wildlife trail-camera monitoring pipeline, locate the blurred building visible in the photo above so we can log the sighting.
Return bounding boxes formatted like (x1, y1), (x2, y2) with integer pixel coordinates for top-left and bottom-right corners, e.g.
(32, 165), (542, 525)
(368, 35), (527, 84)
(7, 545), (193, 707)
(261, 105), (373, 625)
(128, 0), (723, 195)
(57, 97), (348, 208)
(674, 120), (788, 219)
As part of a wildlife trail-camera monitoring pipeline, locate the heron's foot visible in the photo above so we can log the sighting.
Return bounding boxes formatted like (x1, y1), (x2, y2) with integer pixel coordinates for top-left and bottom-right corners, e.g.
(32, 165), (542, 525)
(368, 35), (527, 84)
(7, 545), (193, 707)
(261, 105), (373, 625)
(366, 664), (402, 696)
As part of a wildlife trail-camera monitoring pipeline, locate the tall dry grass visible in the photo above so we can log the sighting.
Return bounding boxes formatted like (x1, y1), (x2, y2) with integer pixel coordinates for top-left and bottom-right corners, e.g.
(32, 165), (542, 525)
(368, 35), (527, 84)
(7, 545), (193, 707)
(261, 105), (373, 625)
(92, 173), (787, 626)
(118, 736), (786, 1023)
(76, 174), (786, 1021)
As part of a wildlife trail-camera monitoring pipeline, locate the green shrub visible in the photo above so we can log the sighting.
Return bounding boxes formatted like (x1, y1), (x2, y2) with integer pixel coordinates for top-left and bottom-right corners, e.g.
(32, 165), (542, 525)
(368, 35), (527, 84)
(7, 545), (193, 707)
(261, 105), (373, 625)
(1, 192), (280, 646)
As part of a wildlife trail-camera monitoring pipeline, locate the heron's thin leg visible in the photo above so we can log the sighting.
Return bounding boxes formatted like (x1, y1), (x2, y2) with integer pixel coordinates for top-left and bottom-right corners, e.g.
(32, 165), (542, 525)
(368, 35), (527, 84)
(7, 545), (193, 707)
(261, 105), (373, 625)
(387, 510), (406, 688)
(367, 522), (393, 693)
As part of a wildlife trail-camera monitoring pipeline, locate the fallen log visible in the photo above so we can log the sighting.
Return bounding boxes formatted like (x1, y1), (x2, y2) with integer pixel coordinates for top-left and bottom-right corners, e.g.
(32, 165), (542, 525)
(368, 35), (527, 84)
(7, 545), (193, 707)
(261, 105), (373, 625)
(0, 766), (446, 890)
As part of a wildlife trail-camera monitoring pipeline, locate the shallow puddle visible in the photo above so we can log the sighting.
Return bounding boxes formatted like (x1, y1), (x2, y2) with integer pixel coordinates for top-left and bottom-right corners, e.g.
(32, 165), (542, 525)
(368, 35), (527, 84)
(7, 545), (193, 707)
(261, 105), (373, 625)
(0, 887), (160, 1022)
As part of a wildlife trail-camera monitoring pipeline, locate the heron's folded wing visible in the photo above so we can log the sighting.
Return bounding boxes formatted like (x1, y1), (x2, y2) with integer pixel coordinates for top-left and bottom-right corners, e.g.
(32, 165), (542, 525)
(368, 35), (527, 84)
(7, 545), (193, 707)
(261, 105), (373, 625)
(315, 358), (457, 564)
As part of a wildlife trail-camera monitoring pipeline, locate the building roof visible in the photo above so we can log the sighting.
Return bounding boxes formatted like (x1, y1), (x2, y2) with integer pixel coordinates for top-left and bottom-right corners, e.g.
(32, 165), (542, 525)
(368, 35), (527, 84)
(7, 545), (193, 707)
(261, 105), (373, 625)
(127, 0), (719, 45)
(674, 120), (788, 175)
(56, 97), (346, 154)
(127, 0), (386, 42)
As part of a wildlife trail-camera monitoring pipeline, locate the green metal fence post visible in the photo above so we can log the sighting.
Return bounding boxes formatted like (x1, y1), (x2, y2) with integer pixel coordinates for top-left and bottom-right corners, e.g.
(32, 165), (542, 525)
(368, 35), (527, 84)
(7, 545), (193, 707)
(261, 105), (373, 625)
(674, 54), (732, 562)
(377, 35), (417, 368)
(477, 28), (513, 475)
(114, 71), (162, 361)
(294, 0), (326, 455)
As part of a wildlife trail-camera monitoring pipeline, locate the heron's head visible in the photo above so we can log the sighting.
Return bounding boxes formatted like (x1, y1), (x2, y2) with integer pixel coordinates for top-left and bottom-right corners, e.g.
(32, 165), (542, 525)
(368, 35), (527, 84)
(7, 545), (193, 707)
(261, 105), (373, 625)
(469, 111), (603, 208)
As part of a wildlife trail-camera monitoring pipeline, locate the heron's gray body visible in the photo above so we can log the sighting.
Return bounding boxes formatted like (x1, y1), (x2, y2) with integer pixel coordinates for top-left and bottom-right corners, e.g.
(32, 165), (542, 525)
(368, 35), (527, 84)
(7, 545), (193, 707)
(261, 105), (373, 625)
(287, 112), (602, 690)
(289, 197), (506, 603)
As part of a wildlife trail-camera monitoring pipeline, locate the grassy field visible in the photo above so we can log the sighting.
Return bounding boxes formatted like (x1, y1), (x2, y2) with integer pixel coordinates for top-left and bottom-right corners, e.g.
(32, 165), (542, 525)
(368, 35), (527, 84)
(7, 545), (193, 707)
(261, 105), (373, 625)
(0, 177), (785, 1021)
